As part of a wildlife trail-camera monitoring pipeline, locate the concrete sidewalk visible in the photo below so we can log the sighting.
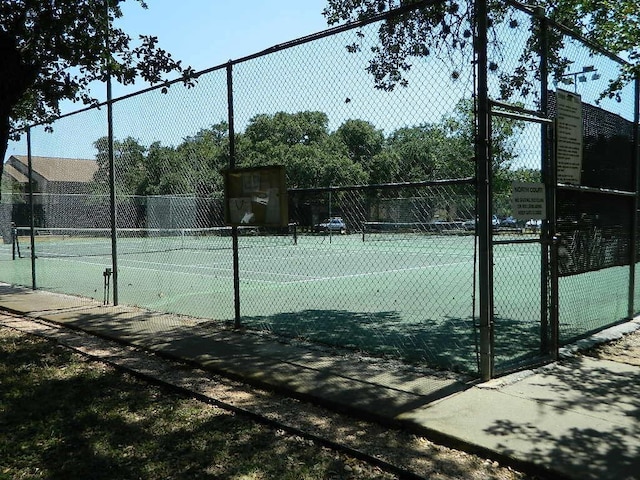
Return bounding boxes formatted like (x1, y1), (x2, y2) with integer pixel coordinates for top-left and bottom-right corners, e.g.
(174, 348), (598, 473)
(1, 283), (639, 480)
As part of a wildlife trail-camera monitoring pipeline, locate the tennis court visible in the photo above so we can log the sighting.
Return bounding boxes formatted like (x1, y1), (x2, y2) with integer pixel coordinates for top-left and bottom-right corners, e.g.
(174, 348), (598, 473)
(2, 227), (556, 371)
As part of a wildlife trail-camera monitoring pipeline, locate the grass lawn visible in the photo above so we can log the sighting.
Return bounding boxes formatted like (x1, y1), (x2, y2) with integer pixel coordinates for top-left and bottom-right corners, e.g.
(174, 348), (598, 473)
(0, 326), (396, 480)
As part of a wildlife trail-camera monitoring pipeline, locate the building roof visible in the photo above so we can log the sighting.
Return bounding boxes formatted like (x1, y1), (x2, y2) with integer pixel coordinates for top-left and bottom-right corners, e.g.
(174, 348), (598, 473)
(8, 155), (99, 183)
(2, 163), (29, 183)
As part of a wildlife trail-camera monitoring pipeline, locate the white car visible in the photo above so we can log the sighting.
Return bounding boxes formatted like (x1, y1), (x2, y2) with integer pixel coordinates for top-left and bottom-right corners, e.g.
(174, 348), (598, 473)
(525, 219), (542, 232)
(462, 215), (500, 230)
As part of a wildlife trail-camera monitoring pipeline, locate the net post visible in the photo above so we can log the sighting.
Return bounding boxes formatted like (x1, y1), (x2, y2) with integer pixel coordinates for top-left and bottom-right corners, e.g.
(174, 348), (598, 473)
(11, 223), (16, 261)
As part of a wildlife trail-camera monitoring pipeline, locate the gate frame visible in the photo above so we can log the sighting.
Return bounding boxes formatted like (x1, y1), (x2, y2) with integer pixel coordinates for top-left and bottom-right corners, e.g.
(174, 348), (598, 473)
(488, 101), (558, 371)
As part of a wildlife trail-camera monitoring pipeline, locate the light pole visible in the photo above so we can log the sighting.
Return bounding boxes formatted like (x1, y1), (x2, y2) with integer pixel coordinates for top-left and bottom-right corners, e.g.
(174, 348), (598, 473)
(559, 65), (601, 93)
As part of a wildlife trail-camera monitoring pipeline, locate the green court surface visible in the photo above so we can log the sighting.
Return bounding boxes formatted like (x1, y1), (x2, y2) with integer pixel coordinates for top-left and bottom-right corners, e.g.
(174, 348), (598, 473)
(0, 230), (632, 373)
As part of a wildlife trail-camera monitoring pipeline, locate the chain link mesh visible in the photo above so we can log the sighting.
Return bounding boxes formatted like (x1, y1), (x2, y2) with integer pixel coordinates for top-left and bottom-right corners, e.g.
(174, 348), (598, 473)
(3, 107), (108, 306)
(549, 26), (637, 344)
(2, 0), (639, 376)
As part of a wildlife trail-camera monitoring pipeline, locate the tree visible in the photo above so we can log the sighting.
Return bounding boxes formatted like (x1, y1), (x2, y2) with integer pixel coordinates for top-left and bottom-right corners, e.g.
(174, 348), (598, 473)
(322, 0), (640, 101)
(334, 119), (387, 183)
(93, 136), (147, 196)
(442, 98), (522, 174)
(0, 0), (193, 183)
(384, 124), (467, 182)
(173, 122), (231, 196)
(380, 98), (523, 183)
(241, 111), (367, 188)
(335, 119), (384, 164)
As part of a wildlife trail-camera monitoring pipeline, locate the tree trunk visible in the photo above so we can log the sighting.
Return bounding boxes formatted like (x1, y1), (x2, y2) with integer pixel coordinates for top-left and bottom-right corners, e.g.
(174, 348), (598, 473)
(0, 109), (11, 182)
(0, 31), (39, 193)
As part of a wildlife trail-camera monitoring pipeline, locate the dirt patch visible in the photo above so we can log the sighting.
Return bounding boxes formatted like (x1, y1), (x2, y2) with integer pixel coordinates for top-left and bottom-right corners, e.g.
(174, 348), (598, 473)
(584, 322), (640, 366)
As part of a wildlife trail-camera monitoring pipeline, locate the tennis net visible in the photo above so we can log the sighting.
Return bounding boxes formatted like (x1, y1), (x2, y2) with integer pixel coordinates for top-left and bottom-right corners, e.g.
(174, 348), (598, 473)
(13, 226), (294, 258)
(362, 221), (466, 241)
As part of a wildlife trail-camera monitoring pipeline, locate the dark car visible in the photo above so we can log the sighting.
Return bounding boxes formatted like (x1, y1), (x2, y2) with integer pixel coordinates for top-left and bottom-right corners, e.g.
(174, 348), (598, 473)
(314, 217), (347, 234)
(499, 216), (518, 228)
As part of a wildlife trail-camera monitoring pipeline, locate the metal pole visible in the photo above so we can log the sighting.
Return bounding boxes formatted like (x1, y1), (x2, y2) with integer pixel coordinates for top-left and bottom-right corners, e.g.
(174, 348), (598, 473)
(536, 6), (552, 354)
(227, 61), (241, 328)
(475, 0), (493, 380)
(547, 97), (559, 357)
(26, 128), (36, 289)
(106, 0), (118, 305)
(328, 188), (332, 243)
(629, 75), (640, 317)
(550, 235), (560, 358)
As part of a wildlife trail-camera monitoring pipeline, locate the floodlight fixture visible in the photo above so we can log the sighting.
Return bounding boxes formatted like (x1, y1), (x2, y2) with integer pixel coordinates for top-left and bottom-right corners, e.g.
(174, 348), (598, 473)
(560, 65), (600, 93)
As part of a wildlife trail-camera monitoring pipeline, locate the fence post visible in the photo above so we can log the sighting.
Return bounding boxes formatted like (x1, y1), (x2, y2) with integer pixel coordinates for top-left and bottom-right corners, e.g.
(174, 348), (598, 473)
(105, 0), (118, 306)
(475, 0), (493, 380)
(630, 75), (640, 318)
(550, 234), (560, 359)
(107, 72), (119, 306)
(536, 6), (555, 354)
(227, 61), (241, 328)
(26, 128), (36, 290)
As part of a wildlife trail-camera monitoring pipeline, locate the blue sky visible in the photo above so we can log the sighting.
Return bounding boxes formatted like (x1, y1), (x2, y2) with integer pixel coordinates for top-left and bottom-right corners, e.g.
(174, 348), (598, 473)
(5, 1), (634, 168)
(11, 0), (474, 162)
(107, 0), (330, 100)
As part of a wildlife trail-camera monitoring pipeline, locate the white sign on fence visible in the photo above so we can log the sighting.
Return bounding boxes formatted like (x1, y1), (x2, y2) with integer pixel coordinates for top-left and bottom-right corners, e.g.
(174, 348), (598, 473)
(555, 89), (583, 184)
(511, 182), (546, 220)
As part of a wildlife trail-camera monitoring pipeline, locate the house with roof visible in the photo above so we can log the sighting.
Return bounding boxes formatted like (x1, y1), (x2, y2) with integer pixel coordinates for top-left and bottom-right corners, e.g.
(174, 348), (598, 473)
(2, 155), (102, 229)
(3, 155), (99, 194)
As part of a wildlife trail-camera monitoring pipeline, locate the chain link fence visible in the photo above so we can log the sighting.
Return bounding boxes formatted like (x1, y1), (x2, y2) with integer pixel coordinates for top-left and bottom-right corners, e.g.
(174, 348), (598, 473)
(548, 21), (638, 346)
(1, 0), (638, 378)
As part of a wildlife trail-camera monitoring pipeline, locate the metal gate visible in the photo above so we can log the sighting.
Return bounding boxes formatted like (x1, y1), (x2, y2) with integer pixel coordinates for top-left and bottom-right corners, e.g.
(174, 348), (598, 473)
(489, 101), (556, 373)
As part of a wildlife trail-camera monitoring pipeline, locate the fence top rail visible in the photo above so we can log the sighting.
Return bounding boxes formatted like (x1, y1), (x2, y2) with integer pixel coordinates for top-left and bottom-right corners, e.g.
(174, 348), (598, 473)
(557, 183), (636, 197)
(11, 0), (630, 137)
(227, 0), (442, 66)
(289, 177), (475, 194)
(10, 0), (442, 135)
(505, 0), (630, 67)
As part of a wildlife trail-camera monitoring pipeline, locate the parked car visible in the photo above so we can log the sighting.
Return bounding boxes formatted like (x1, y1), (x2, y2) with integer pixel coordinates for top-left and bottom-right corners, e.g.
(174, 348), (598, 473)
(499, 216), (518, 228)
(462, 218), (476, 231)
(525, 219), (542, 232)
(462, 215), (500, 231)
(314, 217), (347, 234)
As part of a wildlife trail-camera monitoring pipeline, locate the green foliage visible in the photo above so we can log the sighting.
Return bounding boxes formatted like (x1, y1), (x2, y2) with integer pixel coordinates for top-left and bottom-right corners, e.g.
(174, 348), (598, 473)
(322, 0), (639, 101)
(91, 102), (526, 197)
(94, 135), (147, 196)
(239, 111), (368, 188)
(1, 0), (193, 130)
(0, 0), (193, 178)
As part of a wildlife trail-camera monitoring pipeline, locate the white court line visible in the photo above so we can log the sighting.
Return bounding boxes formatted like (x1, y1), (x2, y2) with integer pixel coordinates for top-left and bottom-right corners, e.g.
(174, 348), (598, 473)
(276, 260), (475, 285)
(47, 256), (311, 284)
(42, 240), (543, 287)
(46, 253), (477, 286)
